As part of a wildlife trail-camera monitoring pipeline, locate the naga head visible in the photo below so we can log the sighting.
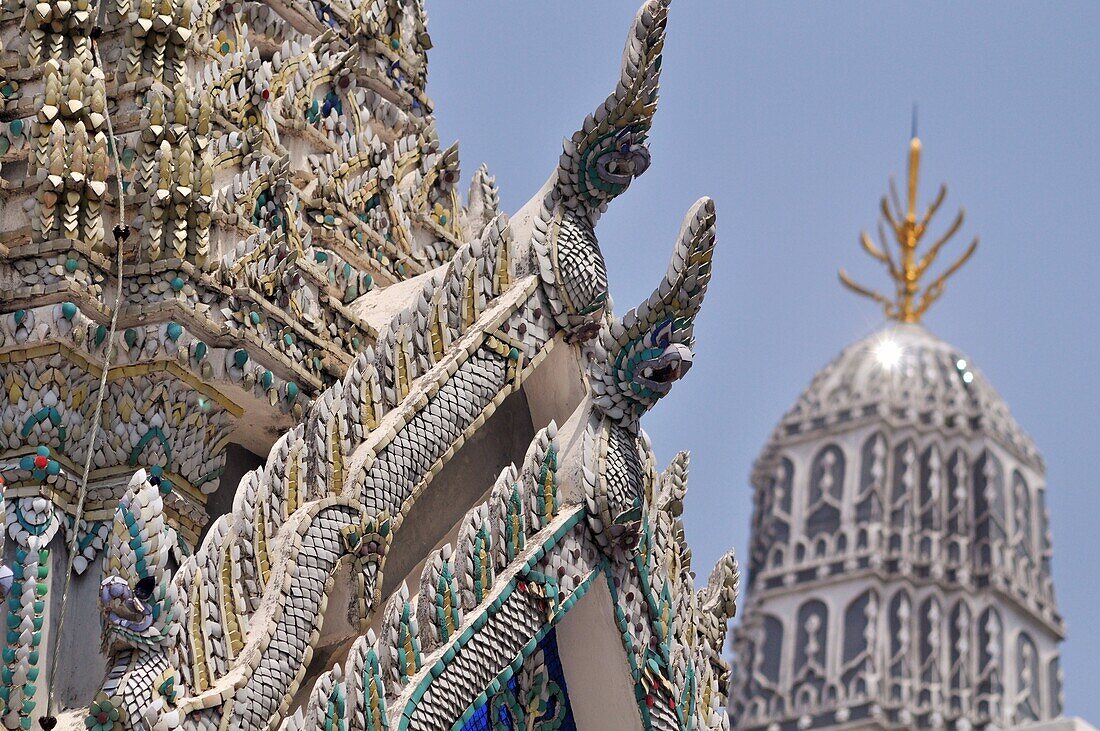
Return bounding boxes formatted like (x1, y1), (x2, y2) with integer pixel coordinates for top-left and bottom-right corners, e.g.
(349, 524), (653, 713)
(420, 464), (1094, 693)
(590, 127), (652, 191)
(535, 0), (669, 342)
(100, 574), (158, 634)
(590, 197), (716, 426)
(584, 197), (717, 554)
(93, 471), (183, 731)
(342, 511), (393, 628)
(99, 469), (182, 654)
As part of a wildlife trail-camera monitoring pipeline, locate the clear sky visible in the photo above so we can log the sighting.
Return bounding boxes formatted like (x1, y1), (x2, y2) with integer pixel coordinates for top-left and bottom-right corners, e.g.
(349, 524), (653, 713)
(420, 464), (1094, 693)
(425, 2), (1100, 722)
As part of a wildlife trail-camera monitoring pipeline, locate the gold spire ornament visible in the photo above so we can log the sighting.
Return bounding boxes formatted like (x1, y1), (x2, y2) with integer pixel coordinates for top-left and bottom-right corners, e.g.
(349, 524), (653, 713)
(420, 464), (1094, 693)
(839, 133), (979, 323)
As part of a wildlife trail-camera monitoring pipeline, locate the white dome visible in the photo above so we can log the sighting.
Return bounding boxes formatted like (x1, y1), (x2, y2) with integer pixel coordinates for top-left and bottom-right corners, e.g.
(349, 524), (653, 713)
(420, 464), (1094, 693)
(759, 323), (1041, 475)
(734, 323), (1063, 731)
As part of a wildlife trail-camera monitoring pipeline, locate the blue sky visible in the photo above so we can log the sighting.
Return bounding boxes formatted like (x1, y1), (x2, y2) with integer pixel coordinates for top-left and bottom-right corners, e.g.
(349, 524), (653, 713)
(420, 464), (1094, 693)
(425, 2), (1100, 721)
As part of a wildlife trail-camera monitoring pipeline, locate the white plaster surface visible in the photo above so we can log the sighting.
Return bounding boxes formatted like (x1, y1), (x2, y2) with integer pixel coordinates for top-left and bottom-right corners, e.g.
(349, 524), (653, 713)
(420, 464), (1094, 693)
(556, 579), (644, 730)
(1008, 718), (1099, 731)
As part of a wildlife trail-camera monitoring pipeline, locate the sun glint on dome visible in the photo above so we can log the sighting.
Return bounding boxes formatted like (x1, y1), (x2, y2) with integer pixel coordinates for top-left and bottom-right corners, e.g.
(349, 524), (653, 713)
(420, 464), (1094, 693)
(765, 323), (1041, 471)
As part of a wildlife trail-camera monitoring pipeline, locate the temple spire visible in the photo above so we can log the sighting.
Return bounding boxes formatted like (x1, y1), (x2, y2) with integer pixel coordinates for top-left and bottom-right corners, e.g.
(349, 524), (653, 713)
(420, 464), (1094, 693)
(839, 128), (979, 323)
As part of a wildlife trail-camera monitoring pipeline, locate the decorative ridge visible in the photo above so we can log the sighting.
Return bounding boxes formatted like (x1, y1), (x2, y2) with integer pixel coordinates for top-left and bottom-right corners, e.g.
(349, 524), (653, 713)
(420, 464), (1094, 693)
(86, 205), (522, 729)
(286, 424), (571, 730)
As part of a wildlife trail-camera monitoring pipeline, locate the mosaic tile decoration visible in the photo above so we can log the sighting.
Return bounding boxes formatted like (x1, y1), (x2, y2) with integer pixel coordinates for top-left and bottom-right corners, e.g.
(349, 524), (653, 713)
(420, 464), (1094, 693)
(0, 0), (745, 727)
(459, 629), (577, 731)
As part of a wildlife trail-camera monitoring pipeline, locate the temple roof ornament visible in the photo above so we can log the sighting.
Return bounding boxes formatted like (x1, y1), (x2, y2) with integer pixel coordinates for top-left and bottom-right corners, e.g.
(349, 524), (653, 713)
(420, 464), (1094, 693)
(839, 130), (979, 323)
(0, 0), (740, 726)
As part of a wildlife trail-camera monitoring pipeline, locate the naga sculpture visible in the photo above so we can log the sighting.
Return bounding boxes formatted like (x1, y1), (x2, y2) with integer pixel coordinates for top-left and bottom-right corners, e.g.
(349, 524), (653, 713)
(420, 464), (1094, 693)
(93, 191), (736, 729)
(0, 0), (739, 726)
(529, 1), (664, 343)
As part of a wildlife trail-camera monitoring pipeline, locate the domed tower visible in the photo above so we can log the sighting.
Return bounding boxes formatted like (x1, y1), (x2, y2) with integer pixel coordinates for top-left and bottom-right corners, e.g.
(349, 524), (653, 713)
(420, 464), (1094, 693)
(730, 136), (1064, 730)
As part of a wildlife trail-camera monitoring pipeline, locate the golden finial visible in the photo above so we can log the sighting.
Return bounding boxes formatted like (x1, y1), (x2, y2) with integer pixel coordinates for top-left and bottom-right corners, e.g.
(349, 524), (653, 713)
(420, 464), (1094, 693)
(839, 119), (979, 323)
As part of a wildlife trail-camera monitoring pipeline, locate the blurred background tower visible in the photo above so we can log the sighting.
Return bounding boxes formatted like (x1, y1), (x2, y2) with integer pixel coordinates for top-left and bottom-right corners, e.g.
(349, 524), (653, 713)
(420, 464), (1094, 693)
(729, 135), (1066, 730)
